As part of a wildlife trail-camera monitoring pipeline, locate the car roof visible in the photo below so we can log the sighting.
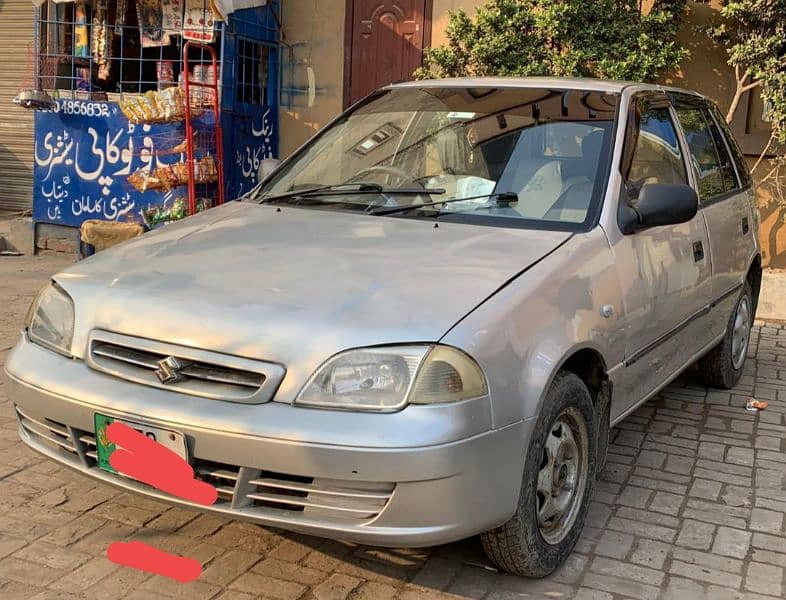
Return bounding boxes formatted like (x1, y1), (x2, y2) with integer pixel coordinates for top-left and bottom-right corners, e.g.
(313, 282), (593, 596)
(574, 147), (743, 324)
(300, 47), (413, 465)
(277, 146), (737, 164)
(389, 77), (705, 99)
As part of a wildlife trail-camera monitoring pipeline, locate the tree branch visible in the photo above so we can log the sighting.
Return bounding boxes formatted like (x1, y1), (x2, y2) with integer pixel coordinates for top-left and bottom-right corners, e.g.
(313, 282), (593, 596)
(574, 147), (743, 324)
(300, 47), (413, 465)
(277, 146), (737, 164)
(725, 69), (759, 124)
(751, 134), (775, 175)
(741, 80), (761, 93)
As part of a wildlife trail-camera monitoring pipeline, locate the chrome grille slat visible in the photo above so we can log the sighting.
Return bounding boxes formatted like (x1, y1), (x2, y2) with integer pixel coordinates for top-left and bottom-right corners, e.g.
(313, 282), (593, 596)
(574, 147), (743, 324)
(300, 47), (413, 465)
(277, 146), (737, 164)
(244, 492), (379, 515)
(179, 364), (261, 388)
(21, 421), (77, 453)
(80, 435), (96, 447)
(248, 478), (392, 500)
(194, 467), (239, 482)
(93, 343), (160, 369)
(16, 407), (70, 437)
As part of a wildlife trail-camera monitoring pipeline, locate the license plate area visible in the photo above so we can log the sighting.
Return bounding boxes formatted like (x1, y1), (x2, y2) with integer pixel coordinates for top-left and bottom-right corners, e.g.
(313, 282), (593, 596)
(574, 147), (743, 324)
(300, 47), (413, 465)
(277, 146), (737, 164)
(94, 413), (188, 474)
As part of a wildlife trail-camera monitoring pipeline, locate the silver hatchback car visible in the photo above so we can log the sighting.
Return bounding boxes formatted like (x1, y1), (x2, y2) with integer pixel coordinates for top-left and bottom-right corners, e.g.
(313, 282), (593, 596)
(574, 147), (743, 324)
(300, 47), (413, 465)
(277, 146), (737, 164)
(6, 78), (761, 577)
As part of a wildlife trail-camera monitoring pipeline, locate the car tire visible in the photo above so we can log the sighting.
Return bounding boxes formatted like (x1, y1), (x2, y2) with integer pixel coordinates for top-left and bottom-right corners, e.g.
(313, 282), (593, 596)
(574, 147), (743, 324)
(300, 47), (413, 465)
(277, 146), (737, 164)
(480, 371), (597, 577)
(698, 281), (754, 389)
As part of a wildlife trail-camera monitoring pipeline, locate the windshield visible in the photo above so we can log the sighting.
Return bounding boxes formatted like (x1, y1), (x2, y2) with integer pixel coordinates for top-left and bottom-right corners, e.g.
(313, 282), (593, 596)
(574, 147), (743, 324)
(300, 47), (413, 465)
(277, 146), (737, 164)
(257, 86), (619, 228)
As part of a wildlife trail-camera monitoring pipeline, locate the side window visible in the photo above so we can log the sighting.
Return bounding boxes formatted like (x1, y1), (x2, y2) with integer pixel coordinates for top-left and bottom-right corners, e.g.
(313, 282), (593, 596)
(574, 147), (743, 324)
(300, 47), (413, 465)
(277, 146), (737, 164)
(626, 102), (688, 202)
(674, 107), (726, 201)
(709, 104), (753, 188)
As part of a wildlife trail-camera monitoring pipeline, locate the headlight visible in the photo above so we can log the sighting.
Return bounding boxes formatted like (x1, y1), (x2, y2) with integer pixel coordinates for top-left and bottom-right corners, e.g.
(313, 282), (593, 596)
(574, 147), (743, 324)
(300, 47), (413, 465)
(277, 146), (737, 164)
(295, 345), (487, 412)
(26, 283), (75, 356)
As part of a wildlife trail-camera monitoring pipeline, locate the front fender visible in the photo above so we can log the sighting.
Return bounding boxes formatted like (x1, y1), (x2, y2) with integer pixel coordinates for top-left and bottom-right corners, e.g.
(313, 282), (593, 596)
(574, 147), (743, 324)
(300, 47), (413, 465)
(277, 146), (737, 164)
(441, 229), (624, 428)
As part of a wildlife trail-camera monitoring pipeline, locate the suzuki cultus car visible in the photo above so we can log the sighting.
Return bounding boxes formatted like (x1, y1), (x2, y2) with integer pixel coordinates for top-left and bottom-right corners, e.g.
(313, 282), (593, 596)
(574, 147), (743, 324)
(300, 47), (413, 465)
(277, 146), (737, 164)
(6, 78), (761, 577)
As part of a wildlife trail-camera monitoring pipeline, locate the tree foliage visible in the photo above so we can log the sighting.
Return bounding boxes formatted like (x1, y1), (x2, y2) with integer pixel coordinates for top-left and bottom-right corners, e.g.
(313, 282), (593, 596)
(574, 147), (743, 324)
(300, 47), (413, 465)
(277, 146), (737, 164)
(708, 0), (786, 145)
(415, 0), (687, 82)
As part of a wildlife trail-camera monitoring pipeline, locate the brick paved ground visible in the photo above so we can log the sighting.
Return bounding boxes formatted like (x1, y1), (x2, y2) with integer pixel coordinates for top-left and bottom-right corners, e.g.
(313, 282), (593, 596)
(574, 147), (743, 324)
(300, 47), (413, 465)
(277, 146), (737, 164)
(1, 254), (785, 599)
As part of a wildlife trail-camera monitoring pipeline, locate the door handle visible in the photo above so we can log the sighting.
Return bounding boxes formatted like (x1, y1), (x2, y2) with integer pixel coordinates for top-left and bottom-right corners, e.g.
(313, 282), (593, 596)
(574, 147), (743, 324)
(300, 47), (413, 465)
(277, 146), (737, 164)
(742, 217), (749, 234)
(693, 241), (704, 262)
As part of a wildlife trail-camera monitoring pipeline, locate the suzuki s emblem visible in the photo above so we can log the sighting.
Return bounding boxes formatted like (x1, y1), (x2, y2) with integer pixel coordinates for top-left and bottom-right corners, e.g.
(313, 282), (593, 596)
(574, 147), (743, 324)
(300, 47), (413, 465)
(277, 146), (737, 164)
(155, 356), (187, 384)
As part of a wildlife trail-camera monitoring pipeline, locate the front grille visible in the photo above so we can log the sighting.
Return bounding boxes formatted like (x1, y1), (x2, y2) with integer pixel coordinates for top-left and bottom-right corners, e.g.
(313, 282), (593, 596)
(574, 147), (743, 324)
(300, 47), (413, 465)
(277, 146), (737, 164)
(86, 330), (285, 404)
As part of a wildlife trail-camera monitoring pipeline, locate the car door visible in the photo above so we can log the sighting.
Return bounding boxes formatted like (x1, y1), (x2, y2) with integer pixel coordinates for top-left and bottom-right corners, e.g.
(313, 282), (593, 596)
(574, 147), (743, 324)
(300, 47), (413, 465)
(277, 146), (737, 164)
(609, 92), (714, 419)
(671, 94), (757, 338)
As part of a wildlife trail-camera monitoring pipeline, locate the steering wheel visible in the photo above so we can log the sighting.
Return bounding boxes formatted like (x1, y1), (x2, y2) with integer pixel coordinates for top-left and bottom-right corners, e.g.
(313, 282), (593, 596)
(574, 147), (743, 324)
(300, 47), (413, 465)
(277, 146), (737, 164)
(346, 165), (422, 188)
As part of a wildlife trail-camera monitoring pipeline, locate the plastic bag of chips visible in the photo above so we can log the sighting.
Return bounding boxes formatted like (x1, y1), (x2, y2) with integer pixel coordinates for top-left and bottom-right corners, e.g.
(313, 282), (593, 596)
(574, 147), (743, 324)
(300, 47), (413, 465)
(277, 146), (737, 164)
(119, 87), (188, 124)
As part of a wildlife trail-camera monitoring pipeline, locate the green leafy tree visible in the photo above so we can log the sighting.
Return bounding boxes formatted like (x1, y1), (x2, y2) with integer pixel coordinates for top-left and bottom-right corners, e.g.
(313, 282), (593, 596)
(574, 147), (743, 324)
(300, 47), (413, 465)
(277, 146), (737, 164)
(415, 0), (687, 82)
(707, 0), (786, 191)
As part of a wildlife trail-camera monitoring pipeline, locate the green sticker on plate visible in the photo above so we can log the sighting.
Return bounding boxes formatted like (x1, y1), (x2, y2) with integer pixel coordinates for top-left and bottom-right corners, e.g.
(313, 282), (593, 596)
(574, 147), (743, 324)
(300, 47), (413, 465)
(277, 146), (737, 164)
(94, 413), (117, 473)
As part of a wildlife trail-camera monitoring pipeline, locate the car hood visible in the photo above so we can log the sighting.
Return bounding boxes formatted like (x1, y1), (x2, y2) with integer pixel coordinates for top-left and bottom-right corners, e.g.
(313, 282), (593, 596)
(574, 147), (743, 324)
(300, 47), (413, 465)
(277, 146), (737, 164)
(57, 202), (570, 396)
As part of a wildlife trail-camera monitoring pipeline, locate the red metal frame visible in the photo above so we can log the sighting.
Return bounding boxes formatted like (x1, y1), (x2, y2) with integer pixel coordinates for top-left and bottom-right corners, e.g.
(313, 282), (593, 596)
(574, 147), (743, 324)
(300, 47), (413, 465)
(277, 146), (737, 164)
(182, 41), (225, 216)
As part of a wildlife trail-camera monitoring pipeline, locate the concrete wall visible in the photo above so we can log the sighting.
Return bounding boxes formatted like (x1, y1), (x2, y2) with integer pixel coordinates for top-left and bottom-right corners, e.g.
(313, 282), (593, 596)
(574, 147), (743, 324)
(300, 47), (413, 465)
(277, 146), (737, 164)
(278, 0), (346, 158)
(430, 0), (476, 47)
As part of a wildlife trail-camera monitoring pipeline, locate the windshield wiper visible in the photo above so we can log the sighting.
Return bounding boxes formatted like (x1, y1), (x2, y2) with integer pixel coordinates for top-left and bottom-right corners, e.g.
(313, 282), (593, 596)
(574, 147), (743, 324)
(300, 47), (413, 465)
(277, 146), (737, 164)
(259, 183), (445, 205)
(371, 192), (519, 216)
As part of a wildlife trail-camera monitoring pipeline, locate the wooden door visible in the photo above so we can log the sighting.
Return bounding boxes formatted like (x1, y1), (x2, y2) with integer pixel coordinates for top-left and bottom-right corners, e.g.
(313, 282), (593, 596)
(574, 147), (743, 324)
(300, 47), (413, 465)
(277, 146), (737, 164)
(345, 0), (430, 107)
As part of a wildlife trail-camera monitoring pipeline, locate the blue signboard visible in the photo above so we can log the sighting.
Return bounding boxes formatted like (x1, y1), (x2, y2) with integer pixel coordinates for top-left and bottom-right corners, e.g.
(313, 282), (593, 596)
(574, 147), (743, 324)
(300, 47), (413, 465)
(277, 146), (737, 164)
(34, 99), (195, 227)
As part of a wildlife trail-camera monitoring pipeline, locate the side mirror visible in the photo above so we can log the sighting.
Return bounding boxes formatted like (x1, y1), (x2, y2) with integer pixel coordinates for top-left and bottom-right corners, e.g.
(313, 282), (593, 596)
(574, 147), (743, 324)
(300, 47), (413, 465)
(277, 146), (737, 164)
(258, 158), (281, 182)
(619, 183), (698, 234)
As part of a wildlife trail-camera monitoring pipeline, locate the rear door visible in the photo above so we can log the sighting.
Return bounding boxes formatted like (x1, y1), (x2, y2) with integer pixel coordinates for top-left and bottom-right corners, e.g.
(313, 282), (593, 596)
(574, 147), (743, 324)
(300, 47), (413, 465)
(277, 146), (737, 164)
(671, 94), (756, 338)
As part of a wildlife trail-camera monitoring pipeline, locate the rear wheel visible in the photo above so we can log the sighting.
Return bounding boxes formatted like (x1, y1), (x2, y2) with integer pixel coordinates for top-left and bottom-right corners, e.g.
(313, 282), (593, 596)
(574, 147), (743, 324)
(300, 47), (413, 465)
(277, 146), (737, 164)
(480, 372), (596, 577)
(698, 282), (753, 389)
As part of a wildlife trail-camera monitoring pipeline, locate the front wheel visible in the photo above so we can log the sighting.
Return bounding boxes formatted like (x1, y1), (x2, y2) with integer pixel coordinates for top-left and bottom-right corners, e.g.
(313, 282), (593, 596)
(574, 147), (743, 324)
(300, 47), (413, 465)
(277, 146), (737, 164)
(697, 281), (754, 389)
(480, 372), (597, 577)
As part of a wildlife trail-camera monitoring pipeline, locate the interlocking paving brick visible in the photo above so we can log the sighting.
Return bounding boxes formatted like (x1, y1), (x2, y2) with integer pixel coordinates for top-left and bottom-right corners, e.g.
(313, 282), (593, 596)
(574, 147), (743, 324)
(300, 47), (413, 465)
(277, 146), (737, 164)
(750, 508), (785, 534)
(676, 520), (716, 550)
(745, 561), (784, 596)
(580, 572), (659, 600)
(628, 539), (671, 570)
(199, 550), (261, 586)
(229, 573), (308, 599)
(312, 573), (362, 600)
(351, 581), (399, 600)
(46, 557), (120, 592)
(689, 478), (722, 500)
(669, 560), (741, 588)
(616, 486), (653, 509)
(589, 556), (664, 586)
(594, 530), (634, 559)
(712, 527), (752, 559)
(649, 491), (684, 514)
(726, 447), (755, 466)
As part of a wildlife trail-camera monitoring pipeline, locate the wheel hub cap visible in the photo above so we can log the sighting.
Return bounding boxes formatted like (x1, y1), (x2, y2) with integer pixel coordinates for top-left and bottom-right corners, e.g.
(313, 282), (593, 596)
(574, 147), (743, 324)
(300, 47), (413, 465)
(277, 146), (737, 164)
(731, 296), (750, 370)
(536, 407), (589, 545)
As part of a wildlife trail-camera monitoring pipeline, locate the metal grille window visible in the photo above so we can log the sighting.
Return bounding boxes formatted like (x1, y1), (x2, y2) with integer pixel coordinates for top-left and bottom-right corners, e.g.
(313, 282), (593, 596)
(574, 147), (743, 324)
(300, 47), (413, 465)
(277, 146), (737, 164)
(235, 38), (269, 106)
(36, 0), (223, 98)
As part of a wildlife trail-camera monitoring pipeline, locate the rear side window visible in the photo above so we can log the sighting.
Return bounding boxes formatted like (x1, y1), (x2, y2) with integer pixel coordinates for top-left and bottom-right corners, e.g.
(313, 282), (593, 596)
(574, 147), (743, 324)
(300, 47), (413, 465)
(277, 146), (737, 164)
(675, 107), (730, 201)
(708, 104), (753, 188)
(706, 112), (739, 192)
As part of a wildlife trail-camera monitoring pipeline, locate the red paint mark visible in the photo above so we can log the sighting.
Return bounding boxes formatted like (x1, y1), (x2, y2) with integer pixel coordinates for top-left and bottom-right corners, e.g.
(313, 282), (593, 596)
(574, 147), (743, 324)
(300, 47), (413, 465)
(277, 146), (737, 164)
(107, 421), (218, 506)
(107, 541), (202, 582)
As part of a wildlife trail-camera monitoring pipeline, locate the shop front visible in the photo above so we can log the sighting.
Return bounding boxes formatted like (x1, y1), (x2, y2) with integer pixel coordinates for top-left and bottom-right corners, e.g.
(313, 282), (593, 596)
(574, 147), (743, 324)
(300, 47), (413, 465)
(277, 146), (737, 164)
(26, 0), (280, 239)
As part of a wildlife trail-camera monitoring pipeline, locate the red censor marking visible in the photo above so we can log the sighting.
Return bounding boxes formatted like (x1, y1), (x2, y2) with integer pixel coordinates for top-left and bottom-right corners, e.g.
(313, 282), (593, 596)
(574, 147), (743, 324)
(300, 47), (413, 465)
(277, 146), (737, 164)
(107, 541), (202, 582)
(107, 421), (218, 506)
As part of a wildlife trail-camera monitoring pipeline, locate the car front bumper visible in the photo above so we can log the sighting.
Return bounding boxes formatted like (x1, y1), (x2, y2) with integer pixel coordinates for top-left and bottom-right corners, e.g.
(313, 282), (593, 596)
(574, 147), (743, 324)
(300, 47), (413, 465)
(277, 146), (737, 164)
(4, 337), (532, 547)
